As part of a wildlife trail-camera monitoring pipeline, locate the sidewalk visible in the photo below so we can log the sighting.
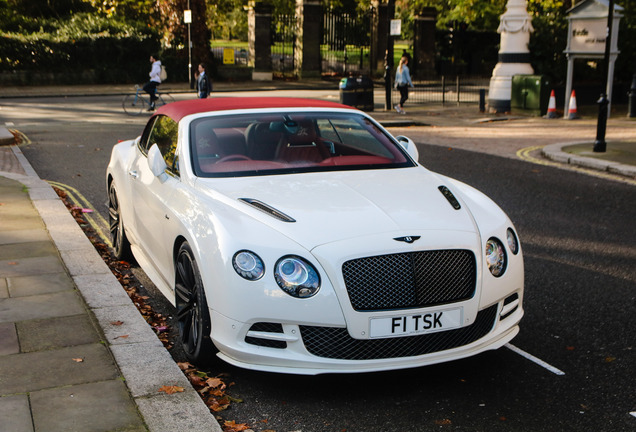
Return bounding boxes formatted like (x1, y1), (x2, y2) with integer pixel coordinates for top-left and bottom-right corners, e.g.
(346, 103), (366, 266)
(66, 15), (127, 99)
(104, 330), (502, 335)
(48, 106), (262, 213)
(0, 82), (634, 431)
(0, 147), (221, 431)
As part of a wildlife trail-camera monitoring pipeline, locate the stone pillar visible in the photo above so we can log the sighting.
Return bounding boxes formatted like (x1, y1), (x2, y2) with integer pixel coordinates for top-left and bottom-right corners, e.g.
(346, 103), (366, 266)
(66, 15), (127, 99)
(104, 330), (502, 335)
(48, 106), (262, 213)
(248, 1), (272, 80)
(295, 0), (322, 78)
(413, 7), (437, 77)
(375, 2), (390, 73)
(488, 0), (534, 113)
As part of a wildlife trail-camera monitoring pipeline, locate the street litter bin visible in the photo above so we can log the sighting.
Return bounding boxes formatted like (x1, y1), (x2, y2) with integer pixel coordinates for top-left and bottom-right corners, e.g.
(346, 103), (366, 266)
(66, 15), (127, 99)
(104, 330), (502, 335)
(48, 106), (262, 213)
(511, 75), (550, 116)
(339, 76), (374, 111)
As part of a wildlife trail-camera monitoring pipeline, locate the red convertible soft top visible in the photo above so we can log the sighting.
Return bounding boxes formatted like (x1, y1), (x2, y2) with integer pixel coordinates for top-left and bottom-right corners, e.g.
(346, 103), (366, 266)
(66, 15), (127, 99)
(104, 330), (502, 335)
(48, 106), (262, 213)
(155, 97), (355, 122)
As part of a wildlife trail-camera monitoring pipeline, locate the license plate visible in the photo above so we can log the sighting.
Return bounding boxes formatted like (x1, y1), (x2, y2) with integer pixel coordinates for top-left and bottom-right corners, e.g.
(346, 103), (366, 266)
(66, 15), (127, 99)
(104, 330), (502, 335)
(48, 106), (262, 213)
(369, 308), (463, 338)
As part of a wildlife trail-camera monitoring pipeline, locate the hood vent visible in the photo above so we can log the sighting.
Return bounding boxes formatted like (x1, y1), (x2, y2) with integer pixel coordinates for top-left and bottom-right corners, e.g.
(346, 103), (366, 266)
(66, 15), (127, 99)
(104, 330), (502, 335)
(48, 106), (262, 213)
(438, 186), (461, 210)
(239, 198), (296, 223)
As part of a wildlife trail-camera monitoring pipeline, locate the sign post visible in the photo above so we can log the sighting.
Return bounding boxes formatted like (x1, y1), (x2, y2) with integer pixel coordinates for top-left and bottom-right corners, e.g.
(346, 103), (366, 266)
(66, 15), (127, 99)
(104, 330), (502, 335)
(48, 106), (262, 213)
(184, 8), (192, 88)
(563, 0), (622, 121)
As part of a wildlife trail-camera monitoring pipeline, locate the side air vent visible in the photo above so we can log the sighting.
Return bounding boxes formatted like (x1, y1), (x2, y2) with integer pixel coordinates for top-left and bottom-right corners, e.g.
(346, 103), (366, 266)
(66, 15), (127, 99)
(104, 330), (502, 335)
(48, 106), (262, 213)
(239, 198), (296, 222)
(438, 186), (461, 210)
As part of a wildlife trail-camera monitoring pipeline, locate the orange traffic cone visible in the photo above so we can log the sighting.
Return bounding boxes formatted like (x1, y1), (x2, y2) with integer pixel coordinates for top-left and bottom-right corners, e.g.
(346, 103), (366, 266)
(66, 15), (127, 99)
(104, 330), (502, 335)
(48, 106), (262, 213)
(567, 90), (579, 120)
(545, 90), (558, 119)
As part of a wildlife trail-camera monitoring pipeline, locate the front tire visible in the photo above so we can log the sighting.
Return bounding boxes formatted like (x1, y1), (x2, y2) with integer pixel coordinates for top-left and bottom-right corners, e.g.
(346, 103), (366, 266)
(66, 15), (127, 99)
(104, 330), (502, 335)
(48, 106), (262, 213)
(108, 182), (132, 261)
(175, 242), (216, 365)
(122, 94), (144, 115)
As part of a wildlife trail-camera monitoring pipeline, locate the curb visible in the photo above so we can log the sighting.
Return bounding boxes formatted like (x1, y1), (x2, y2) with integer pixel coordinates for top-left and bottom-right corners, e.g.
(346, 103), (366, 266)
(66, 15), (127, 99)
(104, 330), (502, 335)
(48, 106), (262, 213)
(2, 145), (222, 432)
(542, 142), (636, 178)
(0, 127), (14, 146)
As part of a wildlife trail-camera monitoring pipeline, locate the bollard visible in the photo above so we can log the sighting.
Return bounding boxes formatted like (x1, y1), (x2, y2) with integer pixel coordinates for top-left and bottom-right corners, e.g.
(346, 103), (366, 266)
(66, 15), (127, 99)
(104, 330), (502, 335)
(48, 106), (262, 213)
(628, 73), (636, 118)
(479, 89), (486, 112)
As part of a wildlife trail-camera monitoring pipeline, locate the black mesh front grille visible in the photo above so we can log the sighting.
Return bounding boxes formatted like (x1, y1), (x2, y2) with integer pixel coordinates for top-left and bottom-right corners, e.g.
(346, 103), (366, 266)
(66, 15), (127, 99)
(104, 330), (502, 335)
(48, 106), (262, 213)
(342, 250), (476, 311)
(299, 305), (497, 360)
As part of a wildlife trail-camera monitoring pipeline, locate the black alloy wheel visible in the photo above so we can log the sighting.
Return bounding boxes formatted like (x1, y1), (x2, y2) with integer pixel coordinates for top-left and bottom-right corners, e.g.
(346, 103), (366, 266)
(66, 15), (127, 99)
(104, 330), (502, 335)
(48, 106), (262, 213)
(175, 242), (216, 364)
(108, 182), (132, 261)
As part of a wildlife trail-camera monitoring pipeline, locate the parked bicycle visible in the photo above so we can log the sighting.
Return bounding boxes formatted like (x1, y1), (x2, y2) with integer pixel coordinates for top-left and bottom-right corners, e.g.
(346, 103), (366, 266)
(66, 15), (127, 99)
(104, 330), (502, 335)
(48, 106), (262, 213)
(122, 85), (175, 115)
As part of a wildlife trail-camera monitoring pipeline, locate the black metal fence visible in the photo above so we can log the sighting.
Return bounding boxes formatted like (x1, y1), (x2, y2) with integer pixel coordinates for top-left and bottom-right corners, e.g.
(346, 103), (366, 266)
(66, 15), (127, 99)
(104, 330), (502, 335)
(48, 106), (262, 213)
(391, 75), (490, 106)
(271, 14), (298, 78)
(321, 11), (373, 76)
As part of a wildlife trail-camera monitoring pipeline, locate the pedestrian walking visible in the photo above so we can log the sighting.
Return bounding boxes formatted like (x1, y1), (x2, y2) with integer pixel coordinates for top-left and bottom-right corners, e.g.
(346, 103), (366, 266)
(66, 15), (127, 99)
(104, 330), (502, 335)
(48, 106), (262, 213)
(197, 63), (212, 99)
(143, 55), (162, 111)
(394, 56), (414, 114)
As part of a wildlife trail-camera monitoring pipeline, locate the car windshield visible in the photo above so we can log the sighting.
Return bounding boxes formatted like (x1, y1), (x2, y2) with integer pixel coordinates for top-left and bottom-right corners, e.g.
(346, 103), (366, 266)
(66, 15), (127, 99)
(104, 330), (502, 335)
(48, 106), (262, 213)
(189, 111), (414, 177)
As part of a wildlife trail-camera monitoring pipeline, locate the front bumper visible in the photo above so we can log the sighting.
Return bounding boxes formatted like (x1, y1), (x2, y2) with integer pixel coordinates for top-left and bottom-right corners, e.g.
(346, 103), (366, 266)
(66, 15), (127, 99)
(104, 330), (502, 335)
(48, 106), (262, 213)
(209, 293), (523, 375)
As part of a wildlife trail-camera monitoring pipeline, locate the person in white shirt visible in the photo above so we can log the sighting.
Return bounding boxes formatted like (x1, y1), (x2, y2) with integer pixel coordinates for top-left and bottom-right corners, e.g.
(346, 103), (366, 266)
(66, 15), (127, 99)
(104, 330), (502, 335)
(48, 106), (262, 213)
(143, 55), (162, 110)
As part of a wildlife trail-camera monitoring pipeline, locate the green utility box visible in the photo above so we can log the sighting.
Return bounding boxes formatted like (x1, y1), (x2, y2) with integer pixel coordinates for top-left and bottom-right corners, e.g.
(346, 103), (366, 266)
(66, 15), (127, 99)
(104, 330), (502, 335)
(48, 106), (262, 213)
(511, 75), (551, 116)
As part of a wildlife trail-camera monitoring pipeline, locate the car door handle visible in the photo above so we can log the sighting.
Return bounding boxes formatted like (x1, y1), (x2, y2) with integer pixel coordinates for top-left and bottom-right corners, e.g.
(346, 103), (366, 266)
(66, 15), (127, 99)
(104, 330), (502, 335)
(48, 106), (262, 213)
(128, 170), (139, 179)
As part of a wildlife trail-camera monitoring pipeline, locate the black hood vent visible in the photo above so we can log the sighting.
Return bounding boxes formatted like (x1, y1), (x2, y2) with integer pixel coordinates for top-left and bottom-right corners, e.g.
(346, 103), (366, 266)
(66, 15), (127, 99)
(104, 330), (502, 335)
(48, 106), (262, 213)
(239, 198), (296, 223)
(438, 185), (461, 210)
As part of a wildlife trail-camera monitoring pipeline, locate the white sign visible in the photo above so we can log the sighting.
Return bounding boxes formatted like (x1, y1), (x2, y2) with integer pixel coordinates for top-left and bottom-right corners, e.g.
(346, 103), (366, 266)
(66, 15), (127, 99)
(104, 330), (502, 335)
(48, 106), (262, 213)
(390, 19), (402, 36)
(184, 10), (192, 24)
(569, 18), (607, 54)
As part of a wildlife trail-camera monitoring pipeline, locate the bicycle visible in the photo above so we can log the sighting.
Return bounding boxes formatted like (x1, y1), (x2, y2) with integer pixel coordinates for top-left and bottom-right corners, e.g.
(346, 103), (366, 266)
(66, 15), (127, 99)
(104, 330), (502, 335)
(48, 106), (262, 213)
(122, 85), (175, 115)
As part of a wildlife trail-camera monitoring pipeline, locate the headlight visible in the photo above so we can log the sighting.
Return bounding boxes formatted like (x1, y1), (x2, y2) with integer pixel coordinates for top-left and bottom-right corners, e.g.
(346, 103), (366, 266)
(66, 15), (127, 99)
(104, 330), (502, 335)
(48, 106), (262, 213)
(506, 228), (519, 255)
(233, 250), (265, 280)
(485, 238), (507, 277)
(274, 256), (320, 298)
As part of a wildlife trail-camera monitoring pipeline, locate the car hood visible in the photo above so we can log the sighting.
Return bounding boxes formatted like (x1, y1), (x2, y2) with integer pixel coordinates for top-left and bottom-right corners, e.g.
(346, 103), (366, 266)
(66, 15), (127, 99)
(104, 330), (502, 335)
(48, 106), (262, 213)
(195, 168), (478, 250)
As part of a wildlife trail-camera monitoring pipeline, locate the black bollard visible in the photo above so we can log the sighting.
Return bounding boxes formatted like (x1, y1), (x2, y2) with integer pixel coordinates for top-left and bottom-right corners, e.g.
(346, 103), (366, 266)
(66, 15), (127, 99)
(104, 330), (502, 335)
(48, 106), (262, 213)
(479, 89), (486, 113)
(594, 94), (609, 152)
(628, 73), (636, 118)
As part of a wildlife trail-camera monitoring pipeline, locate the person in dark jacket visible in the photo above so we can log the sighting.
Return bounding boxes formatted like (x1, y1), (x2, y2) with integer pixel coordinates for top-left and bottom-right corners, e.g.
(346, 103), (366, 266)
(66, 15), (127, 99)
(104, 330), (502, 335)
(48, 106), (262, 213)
(197, 63), (212, 99)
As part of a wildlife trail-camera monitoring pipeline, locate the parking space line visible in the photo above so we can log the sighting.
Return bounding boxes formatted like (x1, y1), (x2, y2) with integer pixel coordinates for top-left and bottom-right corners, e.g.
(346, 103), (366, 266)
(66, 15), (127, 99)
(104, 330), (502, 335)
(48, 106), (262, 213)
(505, 343), (566, 376)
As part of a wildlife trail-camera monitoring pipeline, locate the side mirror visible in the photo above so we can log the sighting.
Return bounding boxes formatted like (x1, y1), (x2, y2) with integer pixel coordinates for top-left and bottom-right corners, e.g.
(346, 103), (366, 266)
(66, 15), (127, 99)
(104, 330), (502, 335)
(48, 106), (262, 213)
(396, 135), (419, 162)
(147, 144), (168, 177)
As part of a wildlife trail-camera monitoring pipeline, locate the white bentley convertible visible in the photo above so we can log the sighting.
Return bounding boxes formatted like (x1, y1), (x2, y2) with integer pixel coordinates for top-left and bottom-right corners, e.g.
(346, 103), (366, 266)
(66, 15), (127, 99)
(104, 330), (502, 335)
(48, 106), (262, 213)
(106, 97), (524, 374)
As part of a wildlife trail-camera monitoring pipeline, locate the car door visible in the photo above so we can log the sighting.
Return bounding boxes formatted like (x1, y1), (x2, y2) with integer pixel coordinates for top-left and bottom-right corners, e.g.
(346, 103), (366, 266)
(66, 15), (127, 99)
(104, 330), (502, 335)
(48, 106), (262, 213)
(129, 115), (180, 284)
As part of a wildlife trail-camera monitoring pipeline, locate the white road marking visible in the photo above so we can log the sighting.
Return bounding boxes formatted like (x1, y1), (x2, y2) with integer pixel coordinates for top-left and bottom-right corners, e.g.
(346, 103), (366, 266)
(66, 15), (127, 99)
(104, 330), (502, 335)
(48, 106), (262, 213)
(630, 412), (636, 419)
(505, 343), (566, 376)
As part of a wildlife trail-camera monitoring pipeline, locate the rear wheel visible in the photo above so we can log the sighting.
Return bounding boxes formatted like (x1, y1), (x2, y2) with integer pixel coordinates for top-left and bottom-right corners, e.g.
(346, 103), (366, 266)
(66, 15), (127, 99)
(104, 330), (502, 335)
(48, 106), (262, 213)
(156, 93), (175, 108)
(122, 94), (144, 115)
(175, 242), (216, 364)
(108, 182), (132, 261)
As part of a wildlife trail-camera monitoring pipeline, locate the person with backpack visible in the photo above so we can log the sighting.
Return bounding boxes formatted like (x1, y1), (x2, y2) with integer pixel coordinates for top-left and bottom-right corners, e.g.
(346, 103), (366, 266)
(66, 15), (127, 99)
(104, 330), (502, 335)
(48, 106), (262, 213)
(196, 63), (212, 99)
(143, 54), (162, 110)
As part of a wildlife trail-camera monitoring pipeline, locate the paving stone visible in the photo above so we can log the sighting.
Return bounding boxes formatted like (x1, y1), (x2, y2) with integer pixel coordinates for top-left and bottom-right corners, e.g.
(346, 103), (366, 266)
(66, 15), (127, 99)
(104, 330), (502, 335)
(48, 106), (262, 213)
(0, 278), (7, 298)
(31, 380), (146, 432)
(0, 229), (49, 246)
(0, 256), (65, 278)
(73, 273), (133, 308)
(0, 240), (56, 261)
(7, 272), (74, 297)
(0, 394), (34, 432)
(0, 291), (85, 324)
(109, 342), (190, 398)
(0, 322), (19, 355)
(92, 304), (161, 346)
(136, 391), (222, 432)
(0, 343), (119, 394)
(16, 315), (100, 353)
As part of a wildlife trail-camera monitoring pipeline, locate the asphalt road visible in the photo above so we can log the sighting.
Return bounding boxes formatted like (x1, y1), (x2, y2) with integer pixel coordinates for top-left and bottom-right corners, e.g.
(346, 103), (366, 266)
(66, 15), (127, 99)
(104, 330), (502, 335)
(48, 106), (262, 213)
(3, 95), (635, 431)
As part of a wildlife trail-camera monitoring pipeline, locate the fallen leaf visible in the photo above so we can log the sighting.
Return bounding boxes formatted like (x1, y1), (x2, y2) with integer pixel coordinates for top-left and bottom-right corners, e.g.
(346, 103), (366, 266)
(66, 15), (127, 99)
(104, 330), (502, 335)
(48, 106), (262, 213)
(206, 377), (224, 388)
(114, 334), (129, 339)
(434, 419), (452, 425)
(8, 261), (18, 265)
(223, 420), (250, 431)
(604, 356), (616, 363)
(158, 385), (185, 395)
(566, 346), (575, 351)
(72, 358), (84, 362)
(110, 320), (124, 326)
